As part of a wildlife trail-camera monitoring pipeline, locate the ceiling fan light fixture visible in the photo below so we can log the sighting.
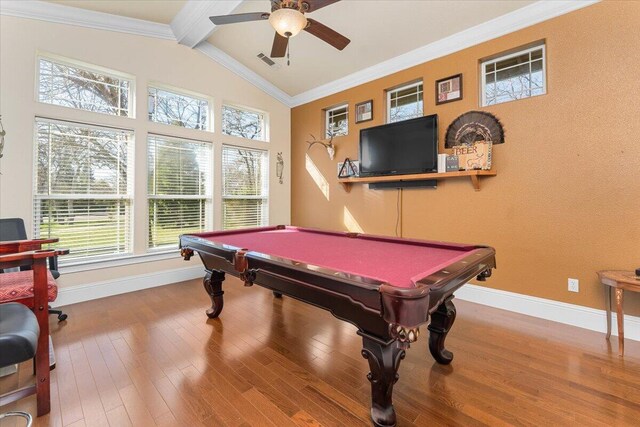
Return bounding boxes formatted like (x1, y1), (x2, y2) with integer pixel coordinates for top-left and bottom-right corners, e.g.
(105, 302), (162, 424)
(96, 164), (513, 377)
(268, 8), (307, 38)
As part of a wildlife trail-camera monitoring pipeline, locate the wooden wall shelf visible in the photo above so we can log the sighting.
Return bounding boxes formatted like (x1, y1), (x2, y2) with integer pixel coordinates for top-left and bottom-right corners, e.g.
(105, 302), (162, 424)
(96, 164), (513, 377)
(337, 170), (497, 192)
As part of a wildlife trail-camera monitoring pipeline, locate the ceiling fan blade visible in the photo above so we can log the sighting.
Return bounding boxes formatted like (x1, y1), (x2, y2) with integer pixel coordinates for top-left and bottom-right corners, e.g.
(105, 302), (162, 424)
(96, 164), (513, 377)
(209, 12), (269, 26)
(304, 18), (350, 51)
(302, 0), (341, 12)
(271, 32), (288, 58)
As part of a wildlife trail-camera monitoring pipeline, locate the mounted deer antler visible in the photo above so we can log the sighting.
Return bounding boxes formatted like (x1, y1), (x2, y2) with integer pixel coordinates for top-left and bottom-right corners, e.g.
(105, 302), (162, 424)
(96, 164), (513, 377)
(306, 130), (336, 160)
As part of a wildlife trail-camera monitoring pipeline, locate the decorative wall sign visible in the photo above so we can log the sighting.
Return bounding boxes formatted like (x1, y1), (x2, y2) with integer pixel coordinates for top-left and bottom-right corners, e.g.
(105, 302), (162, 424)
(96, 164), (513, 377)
(445, 111), (505, 148)
(451, 141), (492, 170)
(436, 74), (463, 105)
(445, 155), (460, 172)
(355, 100), (373, 123)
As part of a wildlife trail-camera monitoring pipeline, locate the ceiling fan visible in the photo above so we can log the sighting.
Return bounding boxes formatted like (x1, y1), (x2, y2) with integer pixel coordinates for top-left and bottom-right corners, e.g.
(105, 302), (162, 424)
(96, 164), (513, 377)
(209, 0), (350, 60)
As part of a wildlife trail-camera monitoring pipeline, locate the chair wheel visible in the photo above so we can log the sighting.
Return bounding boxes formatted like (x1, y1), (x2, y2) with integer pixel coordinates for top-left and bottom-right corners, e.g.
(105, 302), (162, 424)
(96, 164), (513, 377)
(58, 314), (68, 322)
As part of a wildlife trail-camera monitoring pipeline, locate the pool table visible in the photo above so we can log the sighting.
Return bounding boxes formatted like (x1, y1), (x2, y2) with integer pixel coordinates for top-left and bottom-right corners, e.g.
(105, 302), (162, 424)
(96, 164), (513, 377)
(180, 225), (496, 427)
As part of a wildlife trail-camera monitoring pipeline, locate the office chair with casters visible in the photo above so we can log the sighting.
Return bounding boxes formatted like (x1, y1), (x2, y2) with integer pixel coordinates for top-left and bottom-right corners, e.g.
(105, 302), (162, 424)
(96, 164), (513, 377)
(0, 266), (52, 417)
(0, 411), (33, 427)
(0, 304), (39, 426)
(0, 218), (68, 322)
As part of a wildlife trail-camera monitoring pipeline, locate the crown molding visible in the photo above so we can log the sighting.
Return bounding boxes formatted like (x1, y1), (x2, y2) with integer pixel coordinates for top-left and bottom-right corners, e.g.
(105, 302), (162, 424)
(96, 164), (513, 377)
(196, 42), (293, 107)
(1, 0), (600, 109)
(171, 0), (243, 48)
(0, 0), (291, 106)
(0, 0), (175, 40)
(289, 0), (600, 107)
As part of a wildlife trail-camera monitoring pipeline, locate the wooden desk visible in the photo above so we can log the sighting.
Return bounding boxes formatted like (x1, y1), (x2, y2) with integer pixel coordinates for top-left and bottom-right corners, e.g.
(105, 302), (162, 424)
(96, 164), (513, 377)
(598, 270), (640, 356)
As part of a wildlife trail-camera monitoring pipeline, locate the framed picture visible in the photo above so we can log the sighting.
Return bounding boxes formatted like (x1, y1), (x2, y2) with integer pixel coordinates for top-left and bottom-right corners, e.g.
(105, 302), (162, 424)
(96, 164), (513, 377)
(337, 159), (360, 177)
(435, 74), (463, 105)
(355, 100), (373, 123)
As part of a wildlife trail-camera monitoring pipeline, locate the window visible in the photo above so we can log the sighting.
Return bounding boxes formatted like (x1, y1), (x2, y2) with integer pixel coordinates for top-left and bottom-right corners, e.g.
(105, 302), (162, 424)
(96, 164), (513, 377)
(148, 86), (209, 130)
(481, 44), (546, 106)
(38, 57), (132, 117)
(34, 119), (134, 261)
(221, 105), (266, 141)
(387, 82), (423, 123)
(222, 146), (269, 230)
(147, 135), (212, 249)
(325, 104), (348, 137)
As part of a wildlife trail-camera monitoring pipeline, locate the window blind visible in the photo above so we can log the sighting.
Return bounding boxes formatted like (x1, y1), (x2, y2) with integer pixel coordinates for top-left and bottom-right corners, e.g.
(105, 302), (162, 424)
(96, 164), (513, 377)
(482, 44), (545, 106)
(388, 82), (423, 123)
(326, 104), (348, 137)
(34, 119), (134, 261)
(148, 135), (212, 248)
(222, 146), (269, 230)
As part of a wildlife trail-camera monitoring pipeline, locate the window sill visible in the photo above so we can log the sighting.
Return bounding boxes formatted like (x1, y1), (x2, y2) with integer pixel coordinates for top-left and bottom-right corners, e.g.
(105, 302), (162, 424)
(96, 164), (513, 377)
(59, 250), (184, 274)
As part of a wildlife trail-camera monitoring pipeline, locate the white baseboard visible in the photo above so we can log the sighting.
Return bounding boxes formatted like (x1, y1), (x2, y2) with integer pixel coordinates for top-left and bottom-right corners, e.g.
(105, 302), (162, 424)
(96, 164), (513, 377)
(456, 284), (640, 342)
(54, 266), (204, 307)
(53, 269), (639, 343)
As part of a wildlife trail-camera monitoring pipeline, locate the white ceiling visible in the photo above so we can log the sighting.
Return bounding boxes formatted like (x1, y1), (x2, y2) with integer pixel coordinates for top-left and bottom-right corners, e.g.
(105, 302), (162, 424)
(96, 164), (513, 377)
(6, 1), (598, 105)
(208, 0), (535, 96)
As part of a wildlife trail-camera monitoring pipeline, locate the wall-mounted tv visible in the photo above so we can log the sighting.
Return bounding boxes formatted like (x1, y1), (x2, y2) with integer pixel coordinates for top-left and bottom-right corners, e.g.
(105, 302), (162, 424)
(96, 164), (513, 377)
(359, 115), (438, 177)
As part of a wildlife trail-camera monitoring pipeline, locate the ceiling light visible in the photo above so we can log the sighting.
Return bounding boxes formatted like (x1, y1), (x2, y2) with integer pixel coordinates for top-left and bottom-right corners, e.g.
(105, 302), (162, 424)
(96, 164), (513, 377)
(268, 8), (307, 38)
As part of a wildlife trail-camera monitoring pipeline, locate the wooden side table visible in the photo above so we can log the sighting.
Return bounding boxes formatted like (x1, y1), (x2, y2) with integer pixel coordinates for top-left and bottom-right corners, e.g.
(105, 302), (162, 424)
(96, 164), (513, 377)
(598, 270), (640, 356)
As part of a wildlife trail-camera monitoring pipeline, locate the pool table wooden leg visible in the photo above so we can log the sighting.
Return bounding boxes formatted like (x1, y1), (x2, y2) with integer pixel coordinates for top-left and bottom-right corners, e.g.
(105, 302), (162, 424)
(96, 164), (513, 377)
(203, 270), (225, 319)
(272, 291), (283, 298)
(361, 333), (406, 427)
(427, 296), (457, 365)
(615, 288), (624, 356)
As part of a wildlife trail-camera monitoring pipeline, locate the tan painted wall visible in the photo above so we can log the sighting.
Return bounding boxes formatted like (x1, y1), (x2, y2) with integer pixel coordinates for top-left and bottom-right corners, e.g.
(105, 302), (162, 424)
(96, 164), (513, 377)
(0, 16), (291, 289)
(292, 1), (640, 314)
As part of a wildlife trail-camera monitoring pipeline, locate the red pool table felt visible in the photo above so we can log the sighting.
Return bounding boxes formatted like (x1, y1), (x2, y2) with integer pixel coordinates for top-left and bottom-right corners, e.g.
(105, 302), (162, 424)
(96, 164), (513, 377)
(196, 227), (478, 289)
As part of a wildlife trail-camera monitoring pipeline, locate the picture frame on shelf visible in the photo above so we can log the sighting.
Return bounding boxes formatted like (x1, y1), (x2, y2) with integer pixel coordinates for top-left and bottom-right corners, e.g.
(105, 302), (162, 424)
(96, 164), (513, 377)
(436, 73), (463, 105)
(355, 100), (373, 123)
(337, 158), (360, 178)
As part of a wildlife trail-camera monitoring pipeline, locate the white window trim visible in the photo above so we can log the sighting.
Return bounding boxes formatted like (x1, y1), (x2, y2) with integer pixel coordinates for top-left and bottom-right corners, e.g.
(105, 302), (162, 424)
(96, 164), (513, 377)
(221, 102), (269, 142)
(33, 117), (136, 265)
(146, 133), (214, 251)
(480, 44), (546, 107)
(148, 82), (214, 132)
(386, 81), (423, 123)
(35, 51), (137, 118)
(325, 104), (348, 138)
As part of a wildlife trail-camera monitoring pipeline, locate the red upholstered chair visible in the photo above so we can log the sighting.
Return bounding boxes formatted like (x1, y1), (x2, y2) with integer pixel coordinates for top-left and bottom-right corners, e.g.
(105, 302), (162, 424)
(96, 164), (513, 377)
(0, 219), (68, 321)
(0, 239), (68, 314)
(0, 269), (59, 306)
(0, 247), (55, 416)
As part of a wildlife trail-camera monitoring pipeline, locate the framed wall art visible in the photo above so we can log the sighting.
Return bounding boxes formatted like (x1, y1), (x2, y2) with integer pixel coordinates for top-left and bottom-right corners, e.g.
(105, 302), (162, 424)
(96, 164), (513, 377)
(355, 100), (373, 123)
(436, 73), (463, 105)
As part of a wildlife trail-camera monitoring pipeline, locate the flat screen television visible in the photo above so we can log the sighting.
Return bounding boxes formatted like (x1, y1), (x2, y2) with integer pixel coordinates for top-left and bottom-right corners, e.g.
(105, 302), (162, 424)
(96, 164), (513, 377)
(359, 115), (438, 177)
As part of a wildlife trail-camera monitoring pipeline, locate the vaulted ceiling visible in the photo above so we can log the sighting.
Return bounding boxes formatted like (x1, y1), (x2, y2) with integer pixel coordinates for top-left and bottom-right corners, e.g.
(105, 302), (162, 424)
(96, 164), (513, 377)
(16, 1), (598, 106)
(206, 0), (535, 96)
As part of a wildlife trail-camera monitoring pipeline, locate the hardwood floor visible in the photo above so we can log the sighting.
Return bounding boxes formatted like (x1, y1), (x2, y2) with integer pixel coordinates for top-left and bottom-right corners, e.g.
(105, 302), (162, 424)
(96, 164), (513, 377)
(1, 276), (639, 426)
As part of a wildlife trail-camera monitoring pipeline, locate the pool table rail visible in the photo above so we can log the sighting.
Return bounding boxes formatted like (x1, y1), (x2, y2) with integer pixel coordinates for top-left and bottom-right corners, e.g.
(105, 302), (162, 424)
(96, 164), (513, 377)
(179, 231), (495, 337)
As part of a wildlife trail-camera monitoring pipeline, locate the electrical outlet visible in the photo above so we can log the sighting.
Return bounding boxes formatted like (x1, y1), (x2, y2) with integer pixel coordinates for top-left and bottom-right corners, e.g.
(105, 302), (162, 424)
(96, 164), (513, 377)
(568, 278), (579, 293)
